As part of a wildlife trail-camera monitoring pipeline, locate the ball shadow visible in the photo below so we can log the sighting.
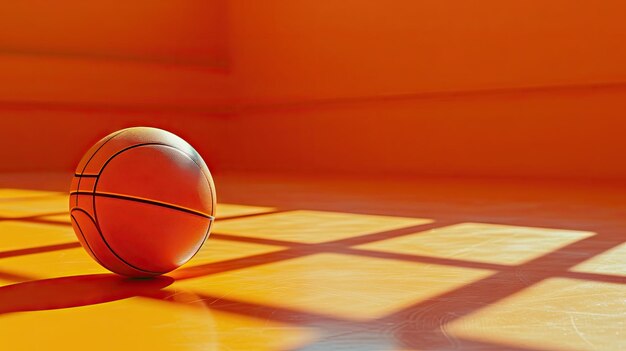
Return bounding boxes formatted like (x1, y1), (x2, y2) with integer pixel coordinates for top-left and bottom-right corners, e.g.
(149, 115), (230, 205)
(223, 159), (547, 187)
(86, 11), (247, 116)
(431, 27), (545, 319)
(0, 274), (174, 314)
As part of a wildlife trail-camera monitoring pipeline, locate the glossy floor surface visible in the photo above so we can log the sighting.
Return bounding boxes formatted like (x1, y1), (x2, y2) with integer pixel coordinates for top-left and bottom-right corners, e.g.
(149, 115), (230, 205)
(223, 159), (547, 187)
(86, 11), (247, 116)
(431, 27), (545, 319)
(0, 172), (624, 350)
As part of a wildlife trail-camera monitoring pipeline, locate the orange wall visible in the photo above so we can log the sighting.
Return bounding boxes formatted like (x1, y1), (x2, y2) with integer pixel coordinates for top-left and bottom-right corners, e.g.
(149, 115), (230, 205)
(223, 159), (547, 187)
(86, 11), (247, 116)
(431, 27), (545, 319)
(0, 1), (228, 67)
(2, 1), (626, 180)
(220, 84), (626, 180)
(228, 1), (626, 102)
(0, 108), (226, 173)
(0, 1), (231, 108)
(222, 1), (626, 180)
(0, 1), (230, 173)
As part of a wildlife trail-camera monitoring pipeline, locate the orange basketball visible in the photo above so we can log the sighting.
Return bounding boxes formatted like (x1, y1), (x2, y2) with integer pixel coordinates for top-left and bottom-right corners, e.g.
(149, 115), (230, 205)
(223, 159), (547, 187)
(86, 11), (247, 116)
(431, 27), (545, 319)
(69, 127), (216, 277)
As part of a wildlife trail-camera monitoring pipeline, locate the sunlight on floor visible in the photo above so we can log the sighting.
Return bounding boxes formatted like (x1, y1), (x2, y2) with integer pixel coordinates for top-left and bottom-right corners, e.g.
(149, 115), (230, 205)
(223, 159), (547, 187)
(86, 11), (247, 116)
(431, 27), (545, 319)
(357, 222), (595, 265)
(214, 210), (431, 243)
(0, 186), (624, 350)
(447, 277), (626, 351)
(571, 242), (626, 277)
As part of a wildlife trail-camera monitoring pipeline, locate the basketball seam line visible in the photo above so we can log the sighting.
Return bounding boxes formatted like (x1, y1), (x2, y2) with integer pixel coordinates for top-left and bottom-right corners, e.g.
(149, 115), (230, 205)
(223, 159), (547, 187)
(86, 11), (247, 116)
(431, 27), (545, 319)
(180, 148), (216, 217)
(72, 207), (158, 275)
(75, 138), (215, 275)
(71, 210), (114, 273)
(175, 144), (216, 262)
(82, 141), (216, 217)
(75, 129), (127, 207)
(183, 217), (213, 267)
(75, 139), (215, 218)
(93, 142), (169, 274)
(71, 190), (215, 220)
(93, 142), (213, 275)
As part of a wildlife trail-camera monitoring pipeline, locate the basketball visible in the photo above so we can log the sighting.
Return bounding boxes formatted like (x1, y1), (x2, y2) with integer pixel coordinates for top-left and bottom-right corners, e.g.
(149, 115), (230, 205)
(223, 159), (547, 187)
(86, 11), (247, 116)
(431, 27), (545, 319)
(69, 127), (216, 277)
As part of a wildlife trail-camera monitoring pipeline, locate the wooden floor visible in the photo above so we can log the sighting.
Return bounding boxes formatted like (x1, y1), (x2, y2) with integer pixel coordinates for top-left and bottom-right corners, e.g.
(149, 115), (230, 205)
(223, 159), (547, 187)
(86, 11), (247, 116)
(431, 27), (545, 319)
(0, 172), (624, 350)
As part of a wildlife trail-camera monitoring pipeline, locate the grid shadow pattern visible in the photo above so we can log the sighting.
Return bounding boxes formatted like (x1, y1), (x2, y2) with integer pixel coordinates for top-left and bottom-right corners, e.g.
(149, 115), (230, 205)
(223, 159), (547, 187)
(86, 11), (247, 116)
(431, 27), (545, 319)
(0, 189), (625, 350)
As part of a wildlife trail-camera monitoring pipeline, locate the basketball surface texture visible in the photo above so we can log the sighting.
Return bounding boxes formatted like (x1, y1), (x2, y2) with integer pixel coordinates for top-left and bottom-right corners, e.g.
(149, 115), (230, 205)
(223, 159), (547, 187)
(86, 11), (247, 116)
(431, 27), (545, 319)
(69, 127), (216, 277)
